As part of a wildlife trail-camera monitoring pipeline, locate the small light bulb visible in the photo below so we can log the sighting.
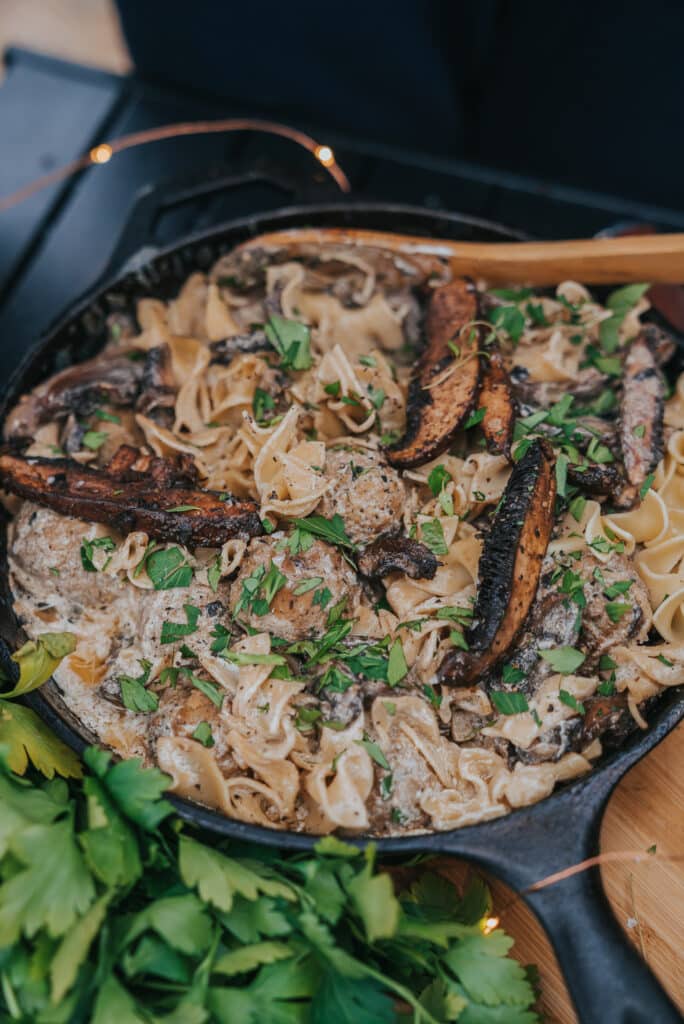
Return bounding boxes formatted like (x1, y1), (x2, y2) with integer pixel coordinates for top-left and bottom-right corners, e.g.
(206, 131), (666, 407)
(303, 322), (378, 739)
(483, 916), (500, 935)
(315, 144), (335, 167)
(90, 143), (112, 164)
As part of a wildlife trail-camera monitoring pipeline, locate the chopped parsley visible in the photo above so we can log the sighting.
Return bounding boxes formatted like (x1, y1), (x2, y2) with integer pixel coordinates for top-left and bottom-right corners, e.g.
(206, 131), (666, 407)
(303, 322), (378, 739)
(501, 663), (525, 685)
(264, 314), (312, 370)
(160, 605), (200, 644)
(207, 554), (222, 593)
(422, 684), (441, 708)
(428, 464), (452, 497)
(192, 721), (215, 747)
(93, 408), (121, 424)
(81, 430), (108, 451)
(488, 304), (525, 342)
(146, 548), (193, 590)
(355, 734), (390, 770)
(119, 661), (158, 714)
(539, 646), (586, 674)
(292, 577), (324, 596)
(558, 689), (585, 714)
(605, 601), (632, 623)
(491, 690), (529, 715)
(387, 639), (408, 687)
(252, 386), (276, 422)
(291, 514), (356, 551)
(420, 518), (448, 556)
(640, 472), (655, 500)
(80, 536), (116, 573)
(464, 407), (487, 430)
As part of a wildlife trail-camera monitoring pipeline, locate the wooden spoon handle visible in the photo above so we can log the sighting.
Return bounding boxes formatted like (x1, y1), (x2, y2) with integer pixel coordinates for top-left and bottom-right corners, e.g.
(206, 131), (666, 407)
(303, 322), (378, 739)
(236, 227), (684, 285)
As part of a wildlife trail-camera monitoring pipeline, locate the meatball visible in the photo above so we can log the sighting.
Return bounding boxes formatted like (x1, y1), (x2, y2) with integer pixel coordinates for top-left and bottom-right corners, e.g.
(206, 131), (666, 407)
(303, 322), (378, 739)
(9, 502), (124, 613)
(229, 535), (357, 639)
(318, 446), (405, 546)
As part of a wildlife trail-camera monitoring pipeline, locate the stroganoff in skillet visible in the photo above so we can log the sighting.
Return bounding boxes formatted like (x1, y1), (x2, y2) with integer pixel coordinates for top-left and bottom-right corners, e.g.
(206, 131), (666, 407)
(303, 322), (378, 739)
(4, 238), (684, 836)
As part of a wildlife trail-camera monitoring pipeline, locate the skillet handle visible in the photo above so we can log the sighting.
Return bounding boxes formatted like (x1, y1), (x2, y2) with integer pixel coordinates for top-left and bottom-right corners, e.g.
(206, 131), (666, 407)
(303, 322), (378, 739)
(524, 867), (681, 1024)
(435, 778), (681, 1024)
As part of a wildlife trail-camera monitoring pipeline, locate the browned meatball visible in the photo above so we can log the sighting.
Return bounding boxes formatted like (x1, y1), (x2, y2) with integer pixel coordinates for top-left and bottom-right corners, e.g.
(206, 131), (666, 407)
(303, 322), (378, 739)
(9, 502), (124, 612)
(318, 446), (405, 546)
(229, 535), (357, 639)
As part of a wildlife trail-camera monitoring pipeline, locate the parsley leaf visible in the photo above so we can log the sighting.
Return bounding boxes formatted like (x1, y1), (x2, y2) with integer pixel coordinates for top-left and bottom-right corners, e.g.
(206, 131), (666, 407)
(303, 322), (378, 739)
(387, 639), (408, 686)
(81, 430), (108, 451)
(292, 514), (356, 551)
(420, 518), (448, 556)
(191, 721), (215, 747)
(488, 305), (525, 342)
(119, 662), (159, 714)
(355, 735), (390, 770)
(464, 407), (487, 430)
(80, 536), (116, 573)
(428, 464), (452, 496)
(539, 646), (586, 674)
(252, 386), (276, 422)
(559, 689), (585, 714)
(491, 690), (529, 715)
(160, 604), (200, 644)
(146, 548), (193, 590)
(264, 315), (312, 370)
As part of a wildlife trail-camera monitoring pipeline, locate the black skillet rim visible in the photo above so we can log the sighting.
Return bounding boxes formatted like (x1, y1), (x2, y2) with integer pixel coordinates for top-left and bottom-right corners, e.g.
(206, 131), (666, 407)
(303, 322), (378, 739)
(4, 200), (683, 854)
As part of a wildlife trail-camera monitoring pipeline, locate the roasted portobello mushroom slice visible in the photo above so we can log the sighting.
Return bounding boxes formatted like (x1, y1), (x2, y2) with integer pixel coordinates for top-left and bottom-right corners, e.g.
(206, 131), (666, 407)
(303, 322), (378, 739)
(4, 352), (144, 439)
(357, 531), (439, 580)
(0, 453), (263, 547)
(479, 346), (515, 457)
(387, 278), (481, 469)
(615, 330), (665, 507)
(438, 438), (557, 687)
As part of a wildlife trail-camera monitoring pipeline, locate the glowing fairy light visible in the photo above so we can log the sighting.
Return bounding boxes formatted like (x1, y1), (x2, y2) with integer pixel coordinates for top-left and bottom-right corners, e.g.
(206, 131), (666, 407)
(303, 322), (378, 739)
(0, 119), (351, 212)
(483, 917), (500, 935)
(314, 144), (335, 167)
(89, 144), (112, 164)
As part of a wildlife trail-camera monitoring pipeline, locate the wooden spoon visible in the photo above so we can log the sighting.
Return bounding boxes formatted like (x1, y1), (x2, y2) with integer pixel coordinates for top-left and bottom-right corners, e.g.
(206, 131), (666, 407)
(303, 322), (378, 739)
(234, 226), (684, 285)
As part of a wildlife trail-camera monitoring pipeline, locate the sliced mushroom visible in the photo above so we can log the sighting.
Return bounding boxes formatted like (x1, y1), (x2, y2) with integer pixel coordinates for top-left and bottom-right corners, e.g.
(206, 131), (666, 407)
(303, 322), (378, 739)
(509, 365), (610, 409)
(387, 278), (481, 469)
(209, 330), (270, 363)
(103, 444), (200, 489)
(357, 531), (438, 580)
(0, 453), (262, 548)
(135, 344), (176, 427)
(567, 462), (623, 497)
(438, 439), (556, 687)
(4, 352), (144, 439)
(616, 331), (665, 507)
(641, 322), (676, 367)
(215, 238), (448, 296)
(479, 347), (515, 456)
(582, 693), (633, 745)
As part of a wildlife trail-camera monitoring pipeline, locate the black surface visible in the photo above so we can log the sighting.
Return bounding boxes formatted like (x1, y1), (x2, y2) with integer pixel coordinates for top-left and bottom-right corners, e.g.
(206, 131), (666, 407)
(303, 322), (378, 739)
(0, 201), (680, 1024)
(3, 47), (684, 376)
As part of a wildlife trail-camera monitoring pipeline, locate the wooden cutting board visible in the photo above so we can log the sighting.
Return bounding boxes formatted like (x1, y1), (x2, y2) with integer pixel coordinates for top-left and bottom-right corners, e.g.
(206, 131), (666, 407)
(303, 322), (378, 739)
(445, 723), (684, 1022)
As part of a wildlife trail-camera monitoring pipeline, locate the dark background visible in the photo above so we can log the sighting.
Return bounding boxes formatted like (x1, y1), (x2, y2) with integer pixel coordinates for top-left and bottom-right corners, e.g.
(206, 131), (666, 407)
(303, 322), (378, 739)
(115, 0), (684, 210)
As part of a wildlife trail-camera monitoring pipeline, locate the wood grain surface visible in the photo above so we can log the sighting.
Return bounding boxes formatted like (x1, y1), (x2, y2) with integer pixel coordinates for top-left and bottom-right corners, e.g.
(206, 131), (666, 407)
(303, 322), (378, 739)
(481, 723), (684, 1022)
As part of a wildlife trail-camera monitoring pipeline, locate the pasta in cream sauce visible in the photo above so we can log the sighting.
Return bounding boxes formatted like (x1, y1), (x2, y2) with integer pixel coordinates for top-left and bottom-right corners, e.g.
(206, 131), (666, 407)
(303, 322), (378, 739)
(4, 239), (684, 836)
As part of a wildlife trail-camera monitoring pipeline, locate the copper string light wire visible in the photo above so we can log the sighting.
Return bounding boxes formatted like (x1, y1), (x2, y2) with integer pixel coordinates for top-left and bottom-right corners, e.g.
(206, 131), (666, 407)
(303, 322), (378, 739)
(0, 118), (351, 212)
(482, 849), (684, 927)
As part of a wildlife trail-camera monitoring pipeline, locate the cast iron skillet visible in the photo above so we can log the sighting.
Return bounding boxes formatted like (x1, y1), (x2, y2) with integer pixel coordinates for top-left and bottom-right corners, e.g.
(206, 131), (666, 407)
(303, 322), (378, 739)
(2, 202), (682, 1024)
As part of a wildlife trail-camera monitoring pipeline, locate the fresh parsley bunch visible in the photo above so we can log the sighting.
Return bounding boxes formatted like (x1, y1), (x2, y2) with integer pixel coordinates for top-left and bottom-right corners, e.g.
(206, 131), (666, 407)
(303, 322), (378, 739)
(0, 635), (539, 1022)
(0, 748), (539, 1022)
